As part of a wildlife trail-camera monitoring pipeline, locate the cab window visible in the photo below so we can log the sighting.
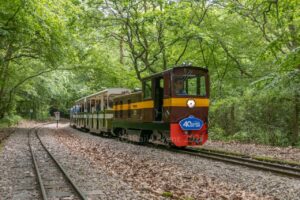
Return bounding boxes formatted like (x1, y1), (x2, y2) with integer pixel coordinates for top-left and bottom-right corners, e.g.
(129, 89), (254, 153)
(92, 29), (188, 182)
(200, 76), (206, 96)
(143, 80), (152, 99)
(174, 75), (206, 96)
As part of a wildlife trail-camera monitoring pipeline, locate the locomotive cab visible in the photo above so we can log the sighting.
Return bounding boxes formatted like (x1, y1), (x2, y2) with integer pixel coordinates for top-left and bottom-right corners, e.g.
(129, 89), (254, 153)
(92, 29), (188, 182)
(142, 67), (209, 119)
(113, 65), (209, 147)
(141, 66), (210, 146)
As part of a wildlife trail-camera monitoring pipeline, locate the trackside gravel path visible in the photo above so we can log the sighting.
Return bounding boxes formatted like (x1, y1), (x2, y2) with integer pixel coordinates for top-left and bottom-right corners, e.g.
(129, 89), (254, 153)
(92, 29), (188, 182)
(0, 128), (40, 199)
(48, 123), (300, 200)
(1, 123), (300, 200)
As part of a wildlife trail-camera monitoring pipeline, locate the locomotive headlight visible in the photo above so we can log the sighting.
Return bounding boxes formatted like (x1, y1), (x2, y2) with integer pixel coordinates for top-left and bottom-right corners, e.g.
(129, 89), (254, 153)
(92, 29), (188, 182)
(187, 99), (195, 108)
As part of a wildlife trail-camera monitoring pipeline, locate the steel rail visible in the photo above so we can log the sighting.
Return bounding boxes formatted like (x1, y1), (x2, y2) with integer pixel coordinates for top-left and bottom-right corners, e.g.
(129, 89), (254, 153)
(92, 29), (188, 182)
(28, 124), (88, 200)
(173, 147), (300, 178)
(108, 137), (300, 178)
(74, 126), (300, 178)
(34, 129), (88, 200)
(28, 130), (48, 200)
(0, 128), (16, 143)
(191, 148), (300, 172)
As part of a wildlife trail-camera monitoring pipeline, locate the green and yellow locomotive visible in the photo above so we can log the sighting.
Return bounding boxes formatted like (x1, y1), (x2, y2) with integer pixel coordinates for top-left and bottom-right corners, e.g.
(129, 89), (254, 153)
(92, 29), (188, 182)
(70, 65), (210, 147)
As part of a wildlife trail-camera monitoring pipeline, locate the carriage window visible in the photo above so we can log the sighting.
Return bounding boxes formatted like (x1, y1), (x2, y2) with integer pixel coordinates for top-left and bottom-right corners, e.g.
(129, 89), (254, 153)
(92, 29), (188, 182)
(143, 80), (152, 99)
(174, 75), (206, 96)
(160, 79), (164, 88)
(108, 95), (114, 109)
(120, 101), (123, 118)
(128, 100), (131, 118)
(114, 101), (118, 118)
(96, 100), (101, 112)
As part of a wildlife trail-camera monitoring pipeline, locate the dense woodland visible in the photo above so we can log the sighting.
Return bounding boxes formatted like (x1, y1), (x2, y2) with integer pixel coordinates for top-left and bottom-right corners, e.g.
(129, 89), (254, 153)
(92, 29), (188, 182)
(0, 0), (299, 146)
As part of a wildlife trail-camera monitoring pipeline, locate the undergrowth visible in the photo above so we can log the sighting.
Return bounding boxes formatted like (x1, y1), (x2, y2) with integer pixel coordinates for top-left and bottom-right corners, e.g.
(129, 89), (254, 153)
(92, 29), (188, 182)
(209, 126), (298, 147)
(0, 115), (22, 128)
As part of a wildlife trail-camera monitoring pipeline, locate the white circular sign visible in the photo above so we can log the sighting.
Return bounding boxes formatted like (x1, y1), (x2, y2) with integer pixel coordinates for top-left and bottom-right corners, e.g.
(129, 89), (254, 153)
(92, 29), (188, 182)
(187, 99), (195, 108)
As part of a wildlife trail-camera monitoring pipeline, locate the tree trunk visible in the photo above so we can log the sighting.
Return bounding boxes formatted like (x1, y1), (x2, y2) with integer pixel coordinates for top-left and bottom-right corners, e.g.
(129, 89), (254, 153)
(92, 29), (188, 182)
(0, 111), (4, 120)
(230, 104), (235, 134)
(0, 43), (14, 104)
(119, 37), (124, 64)
(292, 93), (299, 145)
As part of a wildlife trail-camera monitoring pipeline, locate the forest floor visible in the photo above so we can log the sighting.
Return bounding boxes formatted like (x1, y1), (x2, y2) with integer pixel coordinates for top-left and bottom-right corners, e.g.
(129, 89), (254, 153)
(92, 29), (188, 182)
(0, 121), (299, 199)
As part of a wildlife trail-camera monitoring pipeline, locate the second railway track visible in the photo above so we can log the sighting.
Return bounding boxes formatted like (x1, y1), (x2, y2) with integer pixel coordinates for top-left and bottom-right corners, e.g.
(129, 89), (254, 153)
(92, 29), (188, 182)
(175, 147), (300, 179)
(88, 129), (300, 179)
(28, 126), (88, 200)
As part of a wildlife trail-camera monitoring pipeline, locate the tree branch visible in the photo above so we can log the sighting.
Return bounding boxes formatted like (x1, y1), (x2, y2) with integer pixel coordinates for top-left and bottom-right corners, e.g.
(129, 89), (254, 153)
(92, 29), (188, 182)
(218, 39), (252, 78)
(175, 37), (191, 65)
(5, 4), (22, 26)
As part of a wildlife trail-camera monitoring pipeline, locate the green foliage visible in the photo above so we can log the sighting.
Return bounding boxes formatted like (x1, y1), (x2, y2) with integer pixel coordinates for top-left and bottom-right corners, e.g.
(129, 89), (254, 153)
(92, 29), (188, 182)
(209, 87), (298, 146)
(0, 0), (81, 118)
(162, 191), (173, 198)
(0, 0), (299, 146)
(0, 114), (22, 128)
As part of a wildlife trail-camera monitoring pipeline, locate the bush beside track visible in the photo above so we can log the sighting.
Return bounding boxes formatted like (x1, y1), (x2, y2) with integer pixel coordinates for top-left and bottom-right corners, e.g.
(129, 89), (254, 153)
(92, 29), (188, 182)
(0, 128), (15, 151)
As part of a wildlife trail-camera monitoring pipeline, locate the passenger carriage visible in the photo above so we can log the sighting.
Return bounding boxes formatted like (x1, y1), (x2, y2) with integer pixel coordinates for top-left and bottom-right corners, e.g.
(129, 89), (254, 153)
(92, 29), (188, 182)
(70, 88), (130, 133)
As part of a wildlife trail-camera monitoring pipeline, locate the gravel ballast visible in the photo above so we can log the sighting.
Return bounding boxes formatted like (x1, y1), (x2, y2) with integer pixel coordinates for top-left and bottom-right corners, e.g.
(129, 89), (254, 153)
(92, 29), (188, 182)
(39, 128), (163, 200)
(202, 140), (300, 163)
(47, 123), (300, 200)
(1, 122), (299, 200)
(0, 128), (14, 144)
(0, 129), (40, 199)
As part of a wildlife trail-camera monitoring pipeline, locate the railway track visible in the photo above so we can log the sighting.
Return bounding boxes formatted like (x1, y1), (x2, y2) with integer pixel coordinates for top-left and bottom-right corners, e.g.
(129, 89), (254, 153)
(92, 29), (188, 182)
(174, 147), (300, 179)
(91, 131), (300, 179)
(0, 128), (16, 143)
(141, 143), (300, 179)
(28, 126), (88, 200)
(80, 127), (300, 179)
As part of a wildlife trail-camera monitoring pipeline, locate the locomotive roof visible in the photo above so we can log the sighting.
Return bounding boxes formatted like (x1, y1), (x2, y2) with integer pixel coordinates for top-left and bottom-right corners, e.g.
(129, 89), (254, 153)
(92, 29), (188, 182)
(75, 88), (130, 103)
(141, 65), (208, 81)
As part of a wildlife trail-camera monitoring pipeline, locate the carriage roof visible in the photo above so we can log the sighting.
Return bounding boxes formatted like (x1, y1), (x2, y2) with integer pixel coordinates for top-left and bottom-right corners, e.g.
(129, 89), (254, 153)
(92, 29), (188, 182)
(75, 88), (130, 104)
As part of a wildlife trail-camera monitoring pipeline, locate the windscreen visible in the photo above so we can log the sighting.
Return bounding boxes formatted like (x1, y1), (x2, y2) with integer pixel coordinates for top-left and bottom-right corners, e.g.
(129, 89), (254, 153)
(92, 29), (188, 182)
(173, 75), (206, 96)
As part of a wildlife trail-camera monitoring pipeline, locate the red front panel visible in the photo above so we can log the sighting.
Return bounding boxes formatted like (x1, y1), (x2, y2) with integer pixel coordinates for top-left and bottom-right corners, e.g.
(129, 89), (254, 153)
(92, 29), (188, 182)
(170, 123), (208, 147)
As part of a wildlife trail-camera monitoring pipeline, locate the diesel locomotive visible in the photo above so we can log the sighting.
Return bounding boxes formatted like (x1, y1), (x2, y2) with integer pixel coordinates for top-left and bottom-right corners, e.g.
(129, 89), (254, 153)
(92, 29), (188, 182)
(70, 65), (210, 147)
